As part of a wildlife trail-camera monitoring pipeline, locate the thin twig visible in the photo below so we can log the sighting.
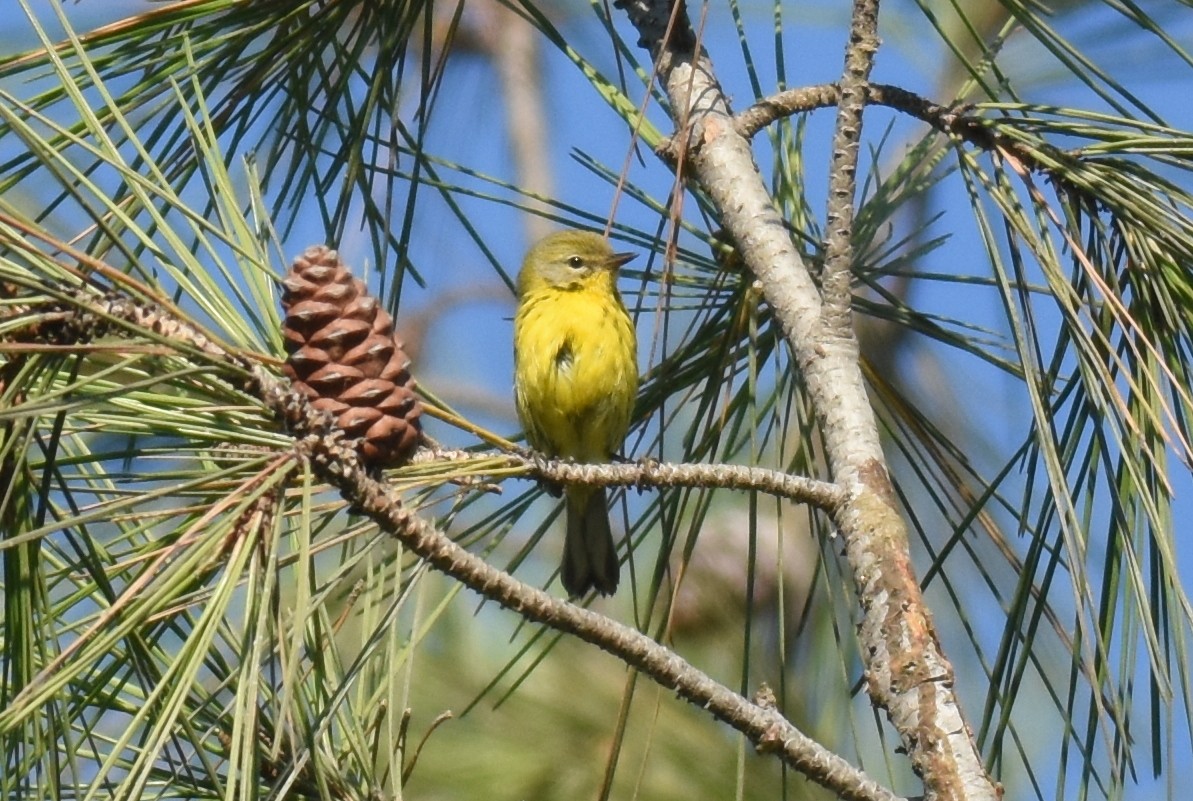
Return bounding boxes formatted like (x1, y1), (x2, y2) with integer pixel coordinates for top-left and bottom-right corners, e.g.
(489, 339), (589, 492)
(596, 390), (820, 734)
(820, 0), (880, 333)
(735, 82), (1035, 173)
(733, 82), (843, 138)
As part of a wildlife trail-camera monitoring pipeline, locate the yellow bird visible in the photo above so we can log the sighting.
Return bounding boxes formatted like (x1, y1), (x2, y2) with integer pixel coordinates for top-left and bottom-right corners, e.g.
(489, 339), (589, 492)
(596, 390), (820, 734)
(514, 230), (638, 596)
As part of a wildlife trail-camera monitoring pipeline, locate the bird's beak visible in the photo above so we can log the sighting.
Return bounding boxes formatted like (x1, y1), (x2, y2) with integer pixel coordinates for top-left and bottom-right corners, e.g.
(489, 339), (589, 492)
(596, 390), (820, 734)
(609, 252), (636, 270)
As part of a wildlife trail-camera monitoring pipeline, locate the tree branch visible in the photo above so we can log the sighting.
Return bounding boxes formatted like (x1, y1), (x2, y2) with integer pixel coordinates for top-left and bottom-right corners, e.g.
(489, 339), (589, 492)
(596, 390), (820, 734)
(735, 82), (1038, 176)
(613, 1), (1000, 799)
(285, 411), (900, 801)
(5, 289), (903, 801)
(416, 447), (848, 512)
(820, 0), (879, 332)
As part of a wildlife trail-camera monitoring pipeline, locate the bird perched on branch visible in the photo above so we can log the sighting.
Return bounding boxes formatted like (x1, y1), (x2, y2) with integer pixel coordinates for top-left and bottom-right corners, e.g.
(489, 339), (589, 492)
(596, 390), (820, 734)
(513, 230), (638, 597)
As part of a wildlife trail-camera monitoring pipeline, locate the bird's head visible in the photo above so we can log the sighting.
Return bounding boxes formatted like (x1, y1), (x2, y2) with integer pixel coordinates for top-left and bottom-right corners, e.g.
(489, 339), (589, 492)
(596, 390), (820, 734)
(518, 230), (635, 295)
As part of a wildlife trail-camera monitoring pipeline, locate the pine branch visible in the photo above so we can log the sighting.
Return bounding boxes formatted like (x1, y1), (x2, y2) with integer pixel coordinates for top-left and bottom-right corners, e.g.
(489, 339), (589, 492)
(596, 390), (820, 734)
(417, 447), (847, 511)
(0, 287), (901, 801)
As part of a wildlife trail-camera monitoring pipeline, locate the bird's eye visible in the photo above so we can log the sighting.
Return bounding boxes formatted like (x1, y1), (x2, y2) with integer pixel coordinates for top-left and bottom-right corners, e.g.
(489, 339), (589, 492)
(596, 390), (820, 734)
(567, 255), (584, 269)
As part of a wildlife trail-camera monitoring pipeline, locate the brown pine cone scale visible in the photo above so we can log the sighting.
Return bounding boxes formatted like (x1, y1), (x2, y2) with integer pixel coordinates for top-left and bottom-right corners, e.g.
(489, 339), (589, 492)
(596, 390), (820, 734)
(281, 246), (422, 466)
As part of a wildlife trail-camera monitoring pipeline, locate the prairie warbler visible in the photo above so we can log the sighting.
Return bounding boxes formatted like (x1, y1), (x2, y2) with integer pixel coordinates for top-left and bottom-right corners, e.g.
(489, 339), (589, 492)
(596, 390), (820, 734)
(514, 230), (638, 596)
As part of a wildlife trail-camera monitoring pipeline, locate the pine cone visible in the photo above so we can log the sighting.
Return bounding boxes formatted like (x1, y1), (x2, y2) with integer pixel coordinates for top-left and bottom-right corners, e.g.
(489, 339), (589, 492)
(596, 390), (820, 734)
(281, 246), (422, 467)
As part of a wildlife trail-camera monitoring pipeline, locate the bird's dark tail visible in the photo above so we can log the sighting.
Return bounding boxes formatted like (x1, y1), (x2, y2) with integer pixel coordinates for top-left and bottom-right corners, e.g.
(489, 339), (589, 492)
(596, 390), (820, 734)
(562, 486), (619, 597)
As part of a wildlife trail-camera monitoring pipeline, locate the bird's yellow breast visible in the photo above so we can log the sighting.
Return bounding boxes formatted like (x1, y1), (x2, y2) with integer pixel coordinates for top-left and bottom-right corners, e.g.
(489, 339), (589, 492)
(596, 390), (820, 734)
(514, 279), (637, 463)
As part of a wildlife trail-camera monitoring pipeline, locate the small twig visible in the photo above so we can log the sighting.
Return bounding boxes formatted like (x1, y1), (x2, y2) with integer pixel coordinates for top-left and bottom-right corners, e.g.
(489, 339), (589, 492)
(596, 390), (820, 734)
(402, 710), (454, 785)
(820, 0), (880, 332)
(733, 83), (843, 138)
(735, 83), (1035, 173)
